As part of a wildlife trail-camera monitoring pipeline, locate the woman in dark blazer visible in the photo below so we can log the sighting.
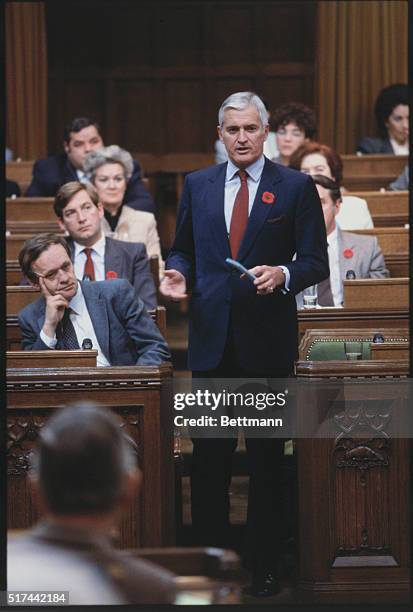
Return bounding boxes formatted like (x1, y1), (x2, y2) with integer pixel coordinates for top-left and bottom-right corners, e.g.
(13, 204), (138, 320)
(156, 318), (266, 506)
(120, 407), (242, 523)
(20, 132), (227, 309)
(357, 83), (408, 155)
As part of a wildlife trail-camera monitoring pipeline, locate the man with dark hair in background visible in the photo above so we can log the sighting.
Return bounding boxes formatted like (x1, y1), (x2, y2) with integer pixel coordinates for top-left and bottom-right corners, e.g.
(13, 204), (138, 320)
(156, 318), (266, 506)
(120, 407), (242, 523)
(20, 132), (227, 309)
(7, 402), (176, 605)
(26, 116), (155, 213)
(296, 174), (388, 308)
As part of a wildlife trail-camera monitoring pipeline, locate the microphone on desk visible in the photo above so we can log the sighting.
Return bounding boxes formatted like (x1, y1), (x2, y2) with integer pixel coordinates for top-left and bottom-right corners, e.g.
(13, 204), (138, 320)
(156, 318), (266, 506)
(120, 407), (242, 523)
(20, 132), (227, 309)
(82, 338), (93, 350)
(345, 270), (356, 279)
(373, 333), (385, 344)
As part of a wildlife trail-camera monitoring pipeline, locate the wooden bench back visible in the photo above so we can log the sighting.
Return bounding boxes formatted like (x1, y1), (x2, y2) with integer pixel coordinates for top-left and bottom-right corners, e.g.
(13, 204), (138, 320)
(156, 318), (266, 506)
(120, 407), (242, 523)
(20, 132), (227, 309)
(348, 190), (408, 227)
(350, 227), (409, 255)
(343, 277), (409, 309)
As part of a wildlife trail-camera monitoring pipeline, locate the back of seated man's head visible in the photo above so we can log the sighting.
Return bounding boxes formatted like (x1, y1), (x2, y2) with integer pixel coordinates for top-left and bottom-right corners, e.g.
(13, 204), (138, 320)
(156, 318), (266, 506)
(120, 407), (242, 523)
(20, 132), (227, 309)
(63, 117), (104, 171)
(31, 403), (139, 516)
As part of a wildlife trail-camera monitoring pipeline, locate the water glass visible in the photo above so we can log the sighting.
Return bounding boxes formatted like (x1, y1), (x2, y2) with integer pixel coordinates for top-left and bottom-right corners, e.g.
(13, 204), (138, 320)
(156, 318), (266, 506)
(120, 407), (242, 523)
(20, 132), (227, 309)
(303, 285), (318, 309)
(344, 341), (363, 360)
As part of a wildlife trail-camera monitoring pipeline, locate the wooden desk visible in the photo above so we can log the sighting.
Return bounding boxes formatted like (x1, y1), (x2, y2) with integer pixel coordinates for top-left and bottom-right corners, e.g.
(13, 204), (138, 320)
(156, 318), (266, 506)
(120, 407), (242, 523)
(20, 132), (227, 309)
(7, 364), (174, 548)
(7, 197), (56, 221)
(6, 160), (34, 194)
(295, 359), (410, 603)
(370, 341), (410, 361)
(6, 261), (23, 285)
(349, 190), (408, 227)
(297, 307), (409, 341)
(7, 286), (40, 316)
(342, 155), (407, 191)
(350, 227), (409, 256)
(343, 278), (409, 309)
(6, 350), (98, 368)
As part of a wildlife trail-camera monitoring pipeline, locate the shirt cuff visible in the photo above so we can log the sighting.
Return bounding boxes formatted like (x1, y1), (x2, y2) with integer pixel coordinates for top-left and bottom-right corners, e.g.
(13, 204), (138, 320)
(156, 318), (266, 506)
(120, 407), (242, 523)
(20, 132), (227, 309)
(278, 265), (290, 295)
(40, 329), (58, 348)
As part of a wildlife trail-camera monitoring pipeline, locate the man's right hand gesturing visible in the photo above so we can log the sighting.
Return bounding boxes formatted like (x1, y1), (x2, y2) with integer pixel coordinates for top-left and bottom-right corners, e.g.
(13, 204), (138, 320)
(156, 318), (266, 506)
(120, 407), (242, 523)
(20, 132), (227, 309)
(159, 269), (188, 301)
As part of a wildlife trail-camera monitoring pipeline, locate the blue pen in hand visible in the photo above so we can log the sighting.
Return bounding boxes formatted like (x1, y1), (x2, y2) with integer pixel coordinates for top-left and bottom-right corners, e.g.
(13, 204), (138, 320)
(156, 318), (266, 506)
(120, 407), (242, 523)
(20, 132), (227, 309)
(225, 258), (257, 281)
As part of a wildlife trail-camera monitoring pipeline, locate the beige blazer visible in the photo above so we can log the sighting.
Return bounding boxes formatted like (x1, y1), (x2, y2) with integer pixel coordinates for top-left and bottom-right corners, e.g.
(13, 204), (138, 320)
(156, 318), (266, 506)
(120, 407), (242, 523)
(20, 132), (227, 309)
(101, 205), (164, 277)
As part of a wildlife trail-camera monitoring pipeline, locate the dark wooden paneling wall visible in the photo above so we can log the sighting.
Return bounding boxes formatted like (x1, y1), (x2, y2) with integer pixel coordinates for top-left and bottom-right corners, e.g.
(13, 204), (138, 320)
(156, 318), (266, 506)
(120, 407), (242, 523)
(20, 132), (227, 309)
(46, 1), (316, 154)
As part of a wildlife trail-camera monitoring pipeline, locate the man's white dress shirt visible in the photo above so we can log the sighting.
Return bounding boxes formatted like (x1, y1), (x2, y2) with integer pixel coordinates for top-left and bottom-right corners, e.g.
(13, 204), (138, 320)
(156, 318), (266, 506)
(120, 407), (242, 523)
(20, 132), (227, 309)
(39, 282), (110, 367)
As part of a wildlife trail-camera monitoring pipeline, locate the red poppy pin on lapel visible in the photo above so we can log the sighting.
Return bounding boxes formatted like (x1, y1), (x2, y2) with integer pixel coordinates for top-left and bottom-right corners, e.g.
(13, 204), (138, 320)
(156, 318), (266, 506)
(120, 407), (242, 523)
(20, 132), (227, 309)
(343, 248), (354, 259)
(262, 191), (275, 204)
(106, 270), (118, 279)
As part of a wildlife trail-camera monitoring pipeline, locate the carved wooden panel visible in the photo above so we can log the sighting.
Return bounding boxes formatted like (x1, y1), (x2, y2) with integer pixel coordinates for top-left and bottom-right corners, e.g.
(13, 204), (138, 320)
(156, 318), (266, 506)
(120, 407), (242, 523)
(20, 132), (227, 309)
(7, 365), (174, 548)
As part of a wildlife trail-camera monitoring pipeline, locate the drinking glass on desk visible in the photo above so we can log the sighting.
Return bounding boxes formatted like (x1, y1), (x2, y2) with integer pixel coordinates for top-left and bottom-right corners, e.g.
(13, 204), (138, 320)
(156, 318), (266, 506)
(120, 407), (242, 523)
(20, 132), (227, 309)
(303, 285), (318, 309)
(344, 341), (363, 360)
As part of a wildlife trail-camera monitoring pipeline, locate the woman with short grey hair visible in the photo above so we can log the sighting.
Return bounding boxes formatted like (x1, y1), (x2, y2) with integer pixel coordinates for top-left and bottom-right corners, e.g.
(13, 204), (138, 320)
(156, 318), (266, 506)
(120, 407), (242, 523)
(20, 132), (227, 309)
(84, 145), (164, 277)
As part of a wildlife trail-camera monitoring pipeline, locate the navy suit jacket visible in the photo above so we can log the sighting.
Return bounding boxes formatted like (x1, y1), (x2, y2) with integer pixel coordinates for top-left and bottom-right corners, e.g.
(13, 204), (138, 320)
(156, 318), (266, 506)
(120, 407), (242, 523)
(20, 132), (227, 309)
(26, 154), (155, 213)
(356, 136), (394, 154)
(166, 158), (329, 372)
(18, 279), (170, 366)
(66, 237), (157, 310)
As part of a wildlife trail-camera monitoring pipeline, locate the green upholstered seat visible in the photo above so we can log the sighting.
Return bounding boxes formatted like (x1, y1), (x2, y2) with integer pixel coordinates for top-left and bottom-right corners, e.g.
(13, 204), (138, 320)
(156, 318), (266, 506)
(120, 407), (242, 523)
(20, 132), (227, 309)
(306, 339), (372, 361)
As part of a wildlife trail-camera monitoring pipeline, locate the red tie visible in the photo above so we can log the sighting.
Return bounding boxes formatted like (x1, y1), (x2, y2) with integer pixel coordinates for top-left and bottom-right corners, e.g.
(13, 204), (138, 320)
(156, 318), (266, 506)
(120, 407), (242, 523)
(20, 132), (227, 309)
(83, 248), (95, 281)
(229, 170), (249, 258)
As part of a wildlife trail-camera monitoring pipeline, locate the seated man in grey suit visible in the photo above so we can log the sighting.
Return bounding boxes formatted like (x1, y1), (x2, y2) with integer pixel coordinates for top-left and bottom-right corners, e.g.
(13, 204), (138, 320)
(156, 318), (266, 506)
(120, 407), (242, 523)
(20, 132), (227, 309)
(297, 174), (389, 308)
(54, 181), (157, 310)
(18, 234), (170, 366)
(8, 402), (176, 605)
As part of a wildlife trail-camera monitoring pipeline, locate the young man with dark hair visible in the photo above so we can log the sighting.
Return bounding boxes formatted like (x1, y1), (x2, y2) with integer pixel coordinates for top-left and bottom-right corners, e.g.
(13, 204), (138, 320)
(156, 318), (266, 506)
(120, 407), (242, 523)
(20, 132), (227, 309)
(53, 181), (157, 310)
(26, 117), (155, 213)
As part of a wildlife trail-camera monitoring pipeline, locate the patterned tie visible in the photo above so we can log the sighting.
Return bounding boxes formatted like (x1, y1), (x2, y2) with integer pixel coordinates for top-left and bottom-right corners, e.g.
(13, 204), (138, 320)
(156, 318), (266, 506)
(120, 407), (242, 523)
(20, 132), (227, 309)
(59, 308), (80, 349)
(229, 170), (249, 259)
(83, 248), (95, 281)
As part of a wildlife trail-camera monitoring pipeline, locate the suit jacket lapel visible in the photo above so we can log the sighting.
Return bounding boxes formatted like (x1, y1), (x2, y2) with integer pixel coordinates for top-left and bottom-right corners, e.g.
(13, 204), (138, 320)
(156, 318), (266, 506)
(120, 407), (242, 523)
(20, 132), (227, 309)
(104, 238), (122, 278)
(207, 164), (231, 258)
(237, 158), (282, 261)
(338, 228), (356, 278)
(81, 281), (110, 361)
(64, 157), (78, 182)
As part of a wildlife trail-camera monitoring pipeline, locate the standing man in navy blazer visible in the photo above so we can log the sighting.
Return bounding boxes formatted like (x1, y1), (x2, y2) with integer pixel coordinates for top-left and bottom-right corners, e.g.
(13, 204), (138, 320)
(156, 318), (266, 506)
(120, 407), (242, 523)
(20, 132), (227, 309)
(160, 92), (329, 596)
(26, 117), (155, 214)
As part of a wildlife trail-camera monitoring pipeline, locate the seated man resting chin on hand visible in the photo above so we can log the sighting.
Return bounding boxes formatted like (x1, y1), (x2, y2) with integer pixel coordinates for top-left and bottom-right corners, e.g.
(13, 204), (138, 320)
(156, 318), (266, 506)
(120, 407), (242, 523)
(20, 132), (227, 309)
(17, 233), (170, 367)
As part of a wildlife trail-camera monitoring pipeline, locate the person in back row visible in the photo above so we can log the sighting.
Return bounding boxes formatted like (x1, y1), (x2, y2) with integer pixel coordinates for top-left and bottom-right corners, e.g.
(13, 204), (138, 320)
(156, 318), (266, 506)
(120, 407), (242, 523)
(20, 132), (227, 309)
(357, 83), (408, 155)
(18, 233), (170, 366)
(272, 101), (317, 166)
(296, 175), (388, 309)
(8, 402), (176, 605)
(26, 116), (155, 213)
(84, 145), (164, 279)
(53, 181), (157, 310)
(289, 141), (374, 230)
